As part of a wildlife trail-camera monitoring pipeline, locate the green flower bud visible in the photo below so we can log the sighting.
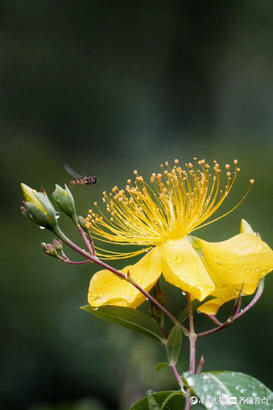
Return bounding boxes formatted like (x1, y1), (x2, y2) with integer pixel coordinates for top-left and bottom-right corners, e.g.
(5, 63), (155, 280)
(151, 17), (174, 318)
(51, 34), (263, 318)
(20, 183), (58, 229)
(52, 184), (77, 222)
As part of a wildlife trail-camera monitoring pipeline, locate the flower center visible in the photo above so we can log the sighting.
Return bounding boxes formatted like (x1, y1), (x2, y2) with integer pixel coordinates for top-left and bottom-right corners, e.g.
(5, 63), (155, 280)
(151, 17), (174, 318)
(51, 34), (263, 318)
(86, 158), (254, 259)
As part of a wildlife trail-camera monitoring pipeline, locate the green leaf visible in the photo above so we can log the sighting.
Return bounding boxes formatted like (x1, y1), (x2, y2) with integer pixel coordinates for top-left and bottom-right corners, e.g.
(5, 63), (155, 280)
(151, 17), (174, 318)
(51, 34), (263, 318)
(81, 305), (163, 344)
(154, 362), (169, 372)
(183, 371), (273, 409)
(167, 325), (182, 365)
(129, 391), (185, 410)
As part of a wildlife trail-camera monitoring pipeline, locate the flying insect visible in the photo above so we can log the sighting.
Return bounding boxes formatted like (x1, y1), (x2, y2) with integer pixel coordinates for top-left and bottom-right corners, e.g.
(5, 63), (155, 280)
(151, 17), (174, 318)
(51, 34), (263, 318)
(64, 164), (97, 185)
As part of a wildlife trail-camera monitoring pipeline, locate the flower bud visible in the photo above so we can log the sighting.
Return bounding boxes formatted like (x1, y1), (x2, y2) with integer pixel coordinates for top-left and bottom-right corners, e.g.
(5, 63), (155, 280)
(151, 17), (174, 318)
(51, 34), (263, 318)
(52, 184), (77, 222)
(20, 183), (58, 229)
(52, 239), (63, 252)
(41, 242), (58, 257)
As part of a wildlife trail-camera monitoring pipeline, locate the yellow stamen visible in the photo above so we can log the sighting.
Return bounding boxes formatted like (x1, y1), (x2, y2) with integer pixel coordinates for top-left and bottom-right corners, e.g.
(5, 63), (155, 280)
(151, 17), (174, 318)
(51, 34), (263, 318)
(87, 158), (253, 259)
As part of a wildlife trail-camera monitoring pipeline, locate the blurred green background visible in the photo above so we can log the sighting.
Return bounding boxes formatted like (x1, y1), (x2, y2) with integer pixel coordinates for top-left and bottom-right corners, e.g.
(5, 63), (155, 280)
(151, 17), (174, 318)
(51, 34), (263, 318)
(1, 1), (273, 409)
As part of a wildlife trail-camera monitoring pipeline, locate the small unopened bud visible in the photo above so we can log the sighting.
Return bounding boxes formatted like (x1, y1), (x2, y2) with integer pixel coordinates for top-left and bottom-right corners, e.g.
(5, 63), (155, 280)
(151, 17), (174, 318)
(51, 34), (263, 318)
(41, 242), (58, 257)
(52, 184), (77, 222)
(20, 183), (58, 229)
(41, 242), (48, 251)
(52, 239), (63, 252)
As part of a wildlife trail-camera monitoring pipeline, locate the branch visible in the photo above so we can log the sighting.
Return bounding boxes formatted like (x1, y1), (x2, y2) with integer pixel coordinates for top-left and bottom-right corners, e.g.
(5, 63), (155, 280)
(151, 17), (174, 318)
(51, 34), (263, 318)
(53, 225), (190, 336)
(197, 279), (264, 338)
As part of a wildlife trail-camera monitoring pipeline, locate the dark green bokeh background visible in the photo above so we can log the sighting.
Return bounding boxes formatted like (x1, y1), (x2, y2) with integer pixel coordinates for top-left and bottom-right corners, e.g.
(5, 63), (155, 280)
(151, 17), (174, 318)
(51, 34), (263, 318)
(1, 1), (273, 409)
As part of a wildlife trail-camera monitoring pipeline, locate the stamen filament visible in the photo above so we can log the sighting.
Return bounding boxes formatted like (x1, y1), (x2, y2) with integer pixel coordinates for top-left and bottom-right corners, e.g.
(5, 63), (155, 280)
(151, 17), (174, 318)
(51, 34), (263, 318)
(86, 158), (253, 259)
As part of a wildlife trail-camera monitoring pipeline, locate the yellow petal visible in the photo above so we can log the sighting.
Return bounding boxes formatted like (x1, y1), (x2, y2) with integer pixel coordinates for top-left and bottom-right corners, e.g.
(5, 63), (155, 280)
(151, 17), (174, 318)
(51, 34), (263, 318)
(160, 237), (215, 301)
(88, 246), (162, 309)
(197, 233), (273, 285)
(20, 183), (45, 212)
(198, 280), (259, 315)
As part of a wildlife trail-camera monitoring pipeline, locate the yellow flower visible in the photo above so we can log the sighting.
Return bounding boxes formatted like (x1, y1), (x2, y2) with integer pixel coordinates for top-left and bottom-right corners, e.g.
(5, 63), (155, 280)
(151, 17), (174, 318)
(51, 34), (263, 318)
(197, 219), (273, 314)
(86, 159), (273, 314)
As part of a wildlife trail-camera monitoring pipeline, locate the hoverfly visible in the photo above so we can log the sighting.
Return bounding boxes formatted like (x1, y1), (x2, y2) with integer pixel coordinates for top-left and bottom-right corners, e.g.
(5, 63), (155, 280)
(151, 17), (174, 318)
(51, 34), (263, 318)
(64, 164), (97, 185)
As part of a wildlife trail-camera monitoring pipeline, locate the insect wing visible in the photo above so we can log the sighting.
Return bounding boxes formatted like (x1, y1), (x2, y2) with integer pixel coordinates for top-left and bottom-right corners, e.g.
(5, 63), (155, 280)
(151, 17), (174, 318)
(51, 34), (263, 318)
(64, 164), (83, 179)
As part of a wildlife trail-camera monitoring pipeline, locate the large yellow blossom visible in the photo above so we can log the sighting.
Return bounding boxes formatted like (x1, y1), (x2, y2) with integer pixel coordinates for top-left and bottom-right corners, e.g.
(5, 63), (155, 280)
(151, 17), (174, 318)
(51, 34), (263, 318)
(86, 159), (273, 314)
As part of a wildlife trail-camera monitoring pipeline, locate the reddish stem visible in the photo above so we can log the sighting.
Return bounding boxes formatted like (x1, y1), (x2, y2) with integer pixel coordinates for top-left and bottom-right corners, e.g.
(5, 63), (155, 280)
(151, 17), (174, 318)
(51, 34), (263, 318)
(197, 279), (264, 338)
(205, 314), (222, 326)
(169, 362), (185, 392)
(87, 231), (96, 255)
(196, 355), (205, 375)
(54, 226), (190, 336)
(186, 293), (196, 374)
(77, 225), (95, 255)
(185, 293), (197, 410)
(160, 331), (185, 392)
(128, 277), (189, 335)
(235, 278), (264, 319)
(59, 257), (91, 265)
